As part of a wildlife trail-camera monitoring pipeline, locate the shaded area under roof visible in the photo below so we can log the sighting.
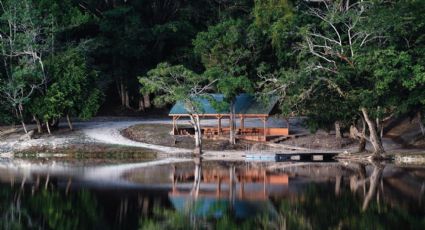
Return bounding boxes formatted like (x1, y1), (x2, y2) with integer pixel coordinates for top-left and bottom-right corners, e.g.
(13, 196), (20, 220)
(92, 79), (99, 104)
(169, 94), (278, 115)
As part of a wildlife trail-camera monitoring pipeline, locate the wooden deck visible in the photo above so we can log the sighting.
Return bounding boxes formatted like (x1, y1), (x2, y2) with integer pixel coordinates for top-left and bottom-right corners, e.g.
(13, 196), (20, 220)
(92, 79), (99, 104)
(275, 152), (338, 162)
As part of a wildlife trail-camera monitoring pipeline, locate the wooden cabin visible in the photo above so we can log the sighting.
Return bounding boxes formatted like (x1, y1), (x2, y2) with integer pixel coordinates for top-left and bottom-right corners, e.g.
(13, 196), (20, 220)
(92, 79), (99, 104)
(169, 94), (289, 142)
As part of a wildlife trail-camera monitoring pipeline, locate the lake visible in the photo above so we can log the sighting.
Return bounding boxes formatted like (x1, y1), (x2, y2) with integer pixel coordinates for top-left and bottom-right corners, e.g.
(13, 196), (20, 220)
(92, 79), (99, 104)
(0, 155), (424, 229)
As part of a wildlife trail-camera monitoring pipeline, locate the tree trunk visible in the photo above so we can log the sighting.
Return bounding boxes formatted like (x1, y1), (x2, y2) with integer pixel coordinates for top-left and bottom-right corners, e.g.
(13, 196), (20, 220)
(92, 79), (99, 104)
(125, 89), (131, 109)
(118, 80), (126, 107)
(349, 119), (366, 153)
(33, 115), (42, 133)
(45, 121), (51, 135)
(229, 102), (236, 145)
(358, 136), (366, 153)
(143, 94), (151, 109)
(17, 106), (27, 134)
(66, 114), (73, 131)
(358, 117), (366, 152)
(335, 121), (342, 139)
(20, 120), (28, 134)
(418, 111), (424, 136)
(190, 115), (202, 155)
(138, 97), (145, 111)
(361, 108), (385, 157)
(50, 119), (60, 129)
(376, 107), (384, 138)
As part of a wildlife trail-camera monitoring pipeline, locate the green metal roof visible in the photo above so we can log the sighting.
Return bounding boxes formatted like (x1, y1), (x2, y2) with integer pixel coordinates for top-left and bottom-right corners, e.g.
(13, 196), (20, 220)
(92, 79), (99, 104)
(169, 94), (278, 115)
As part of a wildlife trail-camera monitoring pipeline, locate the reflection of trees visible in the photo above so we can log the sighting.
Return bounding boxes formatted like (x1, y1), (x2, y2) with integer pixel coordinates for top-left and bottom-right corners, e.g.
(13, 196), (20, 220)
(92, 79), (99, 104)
(140, 160), (250, 230)
(264, 184), (424, 229)
(140, 161), (425, 229)
(140, 182), (425, 229)
(190, 157), (202, 199)
(362, 162), (384, 211)
(349, 162), (385, 211)
(0, 185), (103, 229)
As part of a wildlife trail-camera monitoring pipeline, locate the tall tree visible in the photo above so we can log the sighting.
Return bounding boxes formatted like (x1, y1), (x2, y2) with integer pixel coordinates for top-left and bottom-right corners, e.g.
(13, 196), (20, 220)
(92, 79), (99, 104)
(194, 19), (253, 144)
(139, 63), (216, 154)
(0, 0), (52, 133)
(29, 45), (102, 133)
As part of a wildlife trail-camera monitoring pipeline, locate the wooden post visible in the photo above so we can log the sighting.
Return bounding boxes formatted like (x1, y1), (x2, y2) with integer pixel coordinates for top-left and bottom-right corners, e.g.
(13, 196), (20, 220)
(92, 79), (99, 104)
(218, 115), (222, 135)
(240, 115), (244, 131)
(172, 116), (176, 135)
(286, 118), (290, 135)
(263, 117), (267, 141)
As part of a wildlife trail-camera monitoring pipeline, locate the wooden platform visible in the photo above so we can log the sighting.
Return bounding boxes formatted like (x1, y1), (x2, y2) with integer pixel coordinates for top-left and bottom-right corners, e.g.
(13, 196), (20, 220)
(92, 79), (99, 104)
(275, 152), (338, 162)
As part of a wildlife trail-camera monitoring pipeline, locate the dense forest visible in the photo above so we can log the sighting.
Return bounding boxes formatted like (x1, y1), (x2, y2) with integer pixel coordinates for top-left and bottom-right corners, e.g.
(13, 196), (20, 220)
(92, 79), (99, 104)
(0, 0), (424, 156)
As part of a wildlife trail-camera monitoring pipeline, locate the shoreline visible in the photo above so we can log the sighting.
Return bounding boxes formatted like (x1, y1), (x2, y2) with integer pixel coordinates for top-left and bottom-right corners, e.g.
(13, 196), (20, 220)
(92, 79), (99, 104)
(1, 119), (424, 164)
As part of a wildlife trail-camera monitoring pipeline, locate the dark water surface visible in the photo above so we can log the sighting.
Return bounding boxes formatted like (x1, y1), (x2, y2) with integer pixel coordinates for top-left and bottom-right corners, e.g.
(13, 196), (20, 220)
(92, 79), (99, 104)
(0, 156), (424, 230)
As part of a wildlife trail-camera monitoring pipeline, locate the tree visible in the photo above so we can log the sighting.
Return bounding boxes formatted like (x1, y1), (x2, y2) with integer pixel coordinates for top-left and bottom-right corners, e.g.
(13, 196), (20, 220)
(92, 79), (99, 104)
(194, 19), (253, 144)
(139, 63), (216, 154)
(299, 0), (390, 155)
(29, 45), (102, 133)
(255, 1), (355, 141)
(92, 0), (226, 111)
(0, 0), (52, 133)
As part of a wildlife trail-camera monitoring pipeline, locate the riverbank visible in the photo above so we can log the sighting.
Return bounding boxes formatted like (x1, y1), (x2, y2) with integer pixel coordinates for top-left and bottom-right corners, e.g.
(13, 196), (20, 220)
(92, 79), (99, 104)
(1, 118), (425, 163)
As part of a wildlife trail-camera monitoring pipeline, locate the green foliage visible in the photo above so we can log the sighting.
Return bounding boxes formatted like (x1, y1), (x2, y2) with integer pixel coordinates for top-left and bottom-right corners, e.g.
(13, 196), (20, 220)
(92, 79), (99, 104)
(137, 183), (425, 230)
(193, 19), (254, 111)
(35, 0), (91, 30)
(139, 62), (209, 114)
(29, 45), (102, 122)
(258, 0), (424, 132)
(0, 102), (14, 124)
(1, 0), (424, 134)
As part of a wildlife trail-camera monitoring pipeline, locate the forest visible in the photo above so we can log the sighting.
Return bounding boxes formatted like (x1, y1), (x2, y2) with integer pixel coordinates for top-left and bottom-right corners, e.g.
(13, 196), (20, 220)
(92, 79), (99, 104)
(0, 0), (424, 157)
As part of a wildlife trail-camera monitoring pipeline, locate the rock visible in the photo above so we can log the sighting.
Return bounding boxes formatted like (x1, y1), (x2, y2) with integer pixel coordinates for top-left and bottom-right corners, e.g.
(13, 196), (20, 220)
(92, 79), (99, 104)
(19, 130), (34, 141)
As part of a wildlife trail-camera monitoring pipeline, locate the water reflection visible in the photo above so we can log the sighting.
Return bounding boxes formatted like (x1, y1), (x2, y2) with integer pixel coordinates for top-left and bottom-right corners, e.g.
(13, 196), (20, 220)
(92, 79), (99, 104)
(0, 157), (424, 229)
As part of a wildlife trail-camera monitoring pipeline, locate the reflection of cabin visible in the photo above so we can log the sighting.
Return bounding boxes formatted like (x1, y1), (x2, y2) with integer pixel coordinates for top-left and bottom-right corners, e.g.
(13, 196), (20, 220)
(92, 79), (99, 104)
(169, 94), (289, 142)
(170, 165), (289, 201)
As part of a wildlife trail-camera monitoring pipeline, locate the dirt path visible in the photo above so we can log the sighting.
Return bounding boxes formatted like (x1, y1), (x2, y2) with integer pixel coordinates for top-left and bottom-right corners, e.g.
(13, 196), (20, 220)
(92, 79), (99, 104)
(80, 120), (192, 154)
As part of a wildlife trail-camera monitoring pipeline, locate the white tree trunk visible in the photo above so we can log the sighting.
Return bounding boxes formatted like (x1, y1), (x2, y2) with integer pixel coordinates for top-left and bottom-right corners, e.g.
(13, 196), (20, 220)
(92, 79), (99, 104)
(190, 115), (202, 154)
(361, 108), (385, 157)
(66, 114), (73, 131)
(17, 106), (27, 134)
(45, 121), (51, 135)
(20, 120), (28, 134)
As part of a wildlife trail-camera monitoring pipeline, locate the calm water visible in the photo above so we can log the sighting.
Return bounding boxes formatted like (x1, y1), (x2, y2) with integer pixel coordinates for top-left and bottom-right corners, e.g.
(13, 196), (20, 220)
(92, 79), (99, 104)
(0, 156), (424, 230)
